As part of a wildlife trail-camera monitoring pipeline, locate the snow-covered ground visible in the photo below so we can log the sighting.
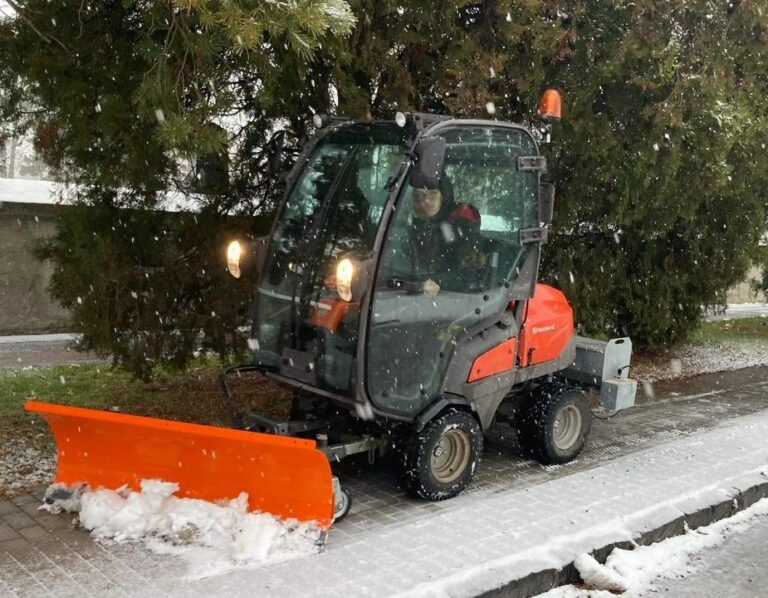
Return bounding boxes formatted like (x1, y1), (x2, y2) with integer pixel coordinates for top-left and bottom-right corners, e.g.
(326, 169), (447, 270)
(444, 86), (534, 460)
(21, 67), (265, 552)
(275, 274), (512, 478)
(3, 377), (768, 596)
(635, 505), (768, 597)
(632, 338), (768, 382)
(705, 302), (768, 321)
(2, 329), (768, 595)
(0, 436), (56, 495)
(538, 498), (768, 597)
(43, 480), (322, 580)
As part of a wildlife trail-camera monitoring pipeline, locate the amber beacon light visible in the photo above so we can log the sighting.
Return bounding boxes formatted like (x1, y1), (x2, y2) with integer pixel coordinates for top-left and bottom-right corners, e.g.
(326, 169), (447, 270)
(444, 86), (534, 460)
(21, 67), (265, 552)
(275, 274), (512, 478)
(538, 89), (562, 121)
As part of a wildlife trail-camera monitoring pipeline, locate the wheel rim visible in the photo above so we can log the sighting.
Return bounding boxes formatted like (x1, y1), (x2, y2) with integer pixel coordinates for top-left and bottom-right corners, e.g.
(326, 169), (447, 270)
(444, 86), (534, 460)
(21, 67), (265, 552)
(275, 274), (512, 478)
(334, 490), (350, 521)
(553, 404), (583, 451)
(430, 428), (471, 484)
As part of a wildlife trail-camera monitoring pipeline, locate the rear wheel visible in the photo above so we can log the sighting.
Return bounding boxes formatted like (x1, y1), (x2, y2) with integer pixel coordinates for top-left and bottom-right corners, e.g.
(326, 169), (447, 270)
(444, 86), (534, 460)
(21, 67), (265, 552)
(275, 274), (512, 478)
(396, 409), (483, 501)
(520, 383), (591, 464)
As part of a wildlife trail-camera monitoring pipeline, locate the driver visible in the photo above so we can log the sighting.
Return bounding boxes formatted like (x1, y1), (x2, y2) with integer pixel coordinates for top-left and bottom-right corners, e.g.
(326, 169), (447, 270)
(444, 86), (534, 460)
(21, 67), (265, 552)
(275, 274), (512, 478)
(408, 184), (486, 296)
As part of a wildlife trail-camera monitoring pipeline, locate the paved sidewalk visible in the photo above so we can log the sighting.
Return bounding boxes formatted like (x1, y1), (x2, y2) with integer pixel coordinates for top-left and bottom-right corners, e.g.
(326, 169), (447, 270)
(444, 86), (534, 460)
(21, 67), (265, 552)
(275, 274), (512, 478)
(3, 402), (768, 597)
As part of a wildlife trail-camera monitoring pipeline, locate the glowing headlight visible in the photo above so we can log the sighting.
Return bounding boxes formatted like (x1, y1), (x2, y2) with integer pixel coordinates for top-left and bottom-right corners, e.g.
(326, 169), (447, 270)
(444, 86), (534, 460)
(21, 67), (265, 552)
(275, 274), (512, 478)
(226, 240), (242, 279)
(336, 258), (354, 302)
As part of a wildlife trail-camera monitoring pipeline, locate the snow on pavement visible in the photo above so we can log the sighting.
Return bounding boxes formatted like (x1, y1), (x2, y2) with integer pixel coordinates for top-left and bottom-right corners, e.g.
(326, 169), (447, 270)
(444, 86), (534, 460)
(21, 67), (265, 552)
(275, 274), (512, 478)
(538, 497), (768, 597)
(636, 501), (768, 597)
(44, 479), (322, 580)
(90, 408), (768, 598)
(376, 410), (768, 598)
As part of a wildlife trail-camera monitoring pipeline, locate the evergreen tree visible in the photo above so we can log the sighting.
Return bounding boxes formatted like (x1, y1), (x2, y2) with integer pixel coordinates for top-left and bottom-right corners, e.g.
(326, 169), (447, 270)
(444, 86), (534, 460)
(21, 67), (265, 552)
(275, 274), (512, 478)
(1, 0), (766, 376)
(0, 0), (355, 377)
(328, 0), (768, 347)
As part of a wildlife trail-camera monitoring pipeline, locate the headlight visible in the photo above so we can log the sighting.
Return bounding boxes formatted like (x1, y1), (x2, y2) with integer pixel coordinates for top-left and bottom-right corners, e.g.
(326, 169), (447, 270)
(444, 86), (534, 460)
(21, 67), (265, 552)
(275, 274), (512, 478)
(336, 258), (354, 302)
(226, 240), (242, 279)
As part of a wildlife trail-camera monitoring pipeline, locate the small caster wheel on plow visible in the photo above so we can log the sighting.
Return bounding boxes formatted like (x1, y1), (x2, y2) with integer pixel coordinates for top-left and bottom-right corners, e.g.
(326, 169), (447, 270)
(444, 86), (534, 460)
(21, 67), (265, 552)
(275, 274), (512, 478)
(332, 476), (352, 522)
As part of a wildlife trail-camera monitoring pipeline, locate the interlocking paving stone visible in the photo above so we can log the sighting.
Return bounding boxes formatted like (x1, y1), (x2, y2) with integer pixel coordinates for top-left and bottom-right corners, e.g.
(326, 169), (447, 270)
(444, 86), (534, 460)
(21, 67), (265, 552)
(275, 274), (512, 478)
(0, 523), (21, 542)
(2, 512), (37, 531)
(0, 500), (20, 516)
(0, 365), (767, 596)
(10, 494), (40, 506)
(32, 514), (70, 533)
(17, 527), (54, 545)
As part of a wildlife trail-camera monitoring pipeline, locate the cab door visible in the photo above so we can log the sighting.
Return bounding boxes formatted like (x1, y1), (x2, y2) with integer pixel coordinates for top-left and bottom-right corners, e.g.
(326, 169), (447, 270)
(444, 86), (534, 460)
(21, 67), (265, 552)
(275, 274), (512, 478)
(366, 124), (542, 418)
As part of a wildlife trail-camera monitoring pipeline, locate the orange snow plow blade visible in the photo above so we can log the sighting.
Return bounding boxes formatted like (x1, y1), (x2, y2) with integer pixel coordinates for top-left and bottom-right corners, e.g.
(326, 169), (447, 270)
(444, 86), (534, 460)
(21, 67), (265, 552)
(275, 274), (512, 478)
(25, 400), (335, 529)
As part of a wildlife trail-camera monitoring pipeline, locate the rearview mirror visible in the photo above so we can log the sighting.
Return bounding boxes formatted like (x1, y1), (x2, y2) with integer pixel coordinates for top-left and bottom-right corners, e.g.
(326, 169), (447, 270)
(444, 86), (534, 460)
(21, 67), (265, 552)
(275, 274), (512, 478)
(539, 183), (555, 225)
(408, 137), (446, 190)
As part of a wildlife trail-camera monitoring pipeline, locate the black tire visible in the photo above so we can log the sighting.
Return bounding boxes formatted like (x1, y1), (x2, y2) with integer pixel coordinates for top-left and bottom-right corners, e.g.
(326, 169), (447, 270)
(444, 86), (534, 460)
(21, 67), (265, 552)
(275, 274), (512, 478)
(333, 488), (352, 522)
(520, 383), (592, 464)
(396, 409), (483, 501)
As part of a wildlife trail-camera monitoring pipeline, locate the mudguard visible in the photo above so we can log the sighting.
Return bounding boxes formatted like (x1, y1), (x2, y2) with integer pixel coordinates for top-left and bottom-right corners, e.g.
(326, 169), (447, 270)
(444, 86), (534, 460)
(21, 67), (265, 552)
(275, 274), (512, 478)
(25, 400), (335, 530)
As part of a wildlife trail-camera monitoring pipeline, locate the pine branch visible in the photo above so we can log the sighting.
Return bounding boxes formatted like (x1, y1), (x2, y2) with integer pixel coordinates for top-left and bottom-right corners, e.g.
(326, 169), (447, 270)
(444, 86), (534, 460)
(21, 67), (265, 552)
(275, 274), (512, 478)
(5, 0), (69, 52)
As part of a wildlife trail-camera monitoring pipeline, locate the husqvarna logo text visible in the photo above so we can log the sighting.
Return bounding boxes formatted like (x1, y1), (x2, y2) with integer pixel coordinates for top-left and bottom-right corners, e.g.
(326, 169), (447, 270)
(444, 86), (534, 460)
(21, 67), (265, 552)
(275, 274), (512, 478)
(532, 325), (555, 335)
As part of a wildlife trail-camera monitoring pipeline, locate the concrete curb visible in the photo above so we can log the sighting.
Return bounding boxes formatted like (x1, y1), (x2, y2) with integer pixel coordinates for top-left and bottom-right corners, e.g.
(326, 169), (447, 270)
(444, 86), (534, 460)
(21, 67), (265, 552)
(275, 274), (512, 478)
(480, 481), (768, 598)
(0, 333), (79, 344)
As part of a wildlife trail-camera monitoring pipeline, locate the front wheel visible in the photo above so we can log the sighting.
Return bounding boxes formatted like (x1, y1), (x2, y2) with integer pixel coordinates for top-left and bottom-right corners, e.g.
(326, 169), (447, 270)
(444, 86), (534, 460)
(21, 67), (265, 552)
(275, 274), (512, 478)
(520, 383), (592, 464)
(396, 409), (483, 501)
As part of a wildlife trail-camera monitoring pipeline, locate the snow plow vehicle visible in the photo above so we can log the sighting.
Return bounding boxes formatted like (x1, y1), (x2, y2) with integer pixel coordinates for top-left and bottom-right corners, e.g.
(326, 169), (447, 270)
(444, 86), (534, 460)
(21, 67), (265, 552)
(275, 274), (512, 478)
(27, 90), (637, 531)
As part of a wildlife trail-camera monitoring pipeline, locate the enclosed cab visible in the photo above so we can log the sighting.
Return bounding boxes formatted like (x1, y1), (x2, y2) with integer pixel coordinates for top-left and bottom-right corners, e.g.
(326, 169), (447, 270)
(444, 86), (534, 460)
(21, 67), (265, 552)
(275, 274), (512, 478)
(223, 104), (637, 507)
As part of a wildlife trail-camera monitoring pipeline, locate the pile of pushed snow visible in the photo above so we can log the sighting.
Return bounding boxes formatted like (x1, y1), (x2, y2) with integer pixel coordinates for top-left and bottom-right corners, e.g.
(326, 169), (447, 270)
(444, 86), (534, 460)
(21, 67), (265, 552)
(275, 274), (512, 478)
(540, 497), (768, 597)
(44, 480), (322, 579)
